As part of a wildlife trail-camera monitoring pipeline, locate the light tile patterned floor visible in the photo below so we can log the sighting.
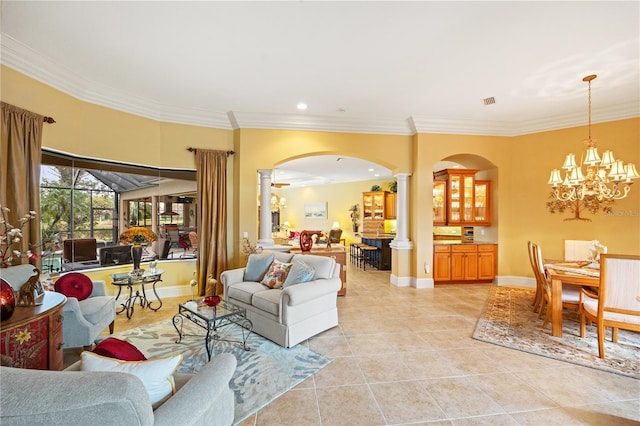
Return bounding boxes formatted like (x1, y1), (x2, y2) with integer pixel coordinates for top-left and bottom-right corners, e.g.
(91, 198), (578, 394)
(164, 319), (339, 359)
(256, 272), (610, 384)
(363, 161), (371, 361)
(65, 263), (640, 425)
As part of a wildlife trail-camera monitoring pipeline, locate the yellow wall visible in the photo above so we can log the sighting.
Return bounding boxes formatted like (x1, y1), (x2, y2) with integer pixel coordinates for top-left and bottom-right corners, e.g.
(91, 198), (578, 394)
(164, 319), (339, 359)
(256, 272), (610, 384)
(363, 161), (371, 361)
(3, 65), (639, 285)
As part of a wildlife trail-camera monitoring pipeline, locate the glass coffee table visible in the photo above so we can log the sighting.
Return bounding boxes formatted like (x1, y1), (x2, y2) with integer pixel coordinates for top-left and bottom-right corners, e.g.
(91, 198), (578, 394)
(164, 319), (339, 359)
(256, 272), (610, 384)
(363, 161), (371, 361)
(172, 299), (254, 361)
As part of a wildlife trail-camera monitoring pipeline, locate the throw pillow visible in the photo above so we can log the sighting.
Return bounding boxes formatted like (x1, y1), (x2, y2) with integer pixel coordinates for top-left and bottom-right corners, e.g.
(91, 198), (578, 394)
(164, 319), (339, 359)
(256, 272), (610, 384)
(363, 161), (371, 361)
(81, 351), (182, 407)
(244, 251), (275, 282)
(54, 272), (93, 301)
(283, 259), (316, 288)
(260, 259), (293, 289)
(93, 337), (147, 361)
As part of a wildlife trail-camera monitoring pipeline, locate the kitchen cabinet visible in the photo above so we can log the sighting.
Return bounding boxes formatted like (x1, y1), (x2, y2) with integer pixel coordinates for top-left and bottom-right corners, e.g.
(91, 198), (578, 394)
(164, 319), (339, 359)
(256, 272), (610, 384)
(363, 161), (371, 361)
(474, 181), (490, 225)
(477, 244), (497, 280)
(384, 192), (396, 219)
(433, 243), (497, 283)
(363, 191), (387, 220)
(433, 180), (446, 226)
(432, 169), (491, 226)
(433, 245), (451, 281)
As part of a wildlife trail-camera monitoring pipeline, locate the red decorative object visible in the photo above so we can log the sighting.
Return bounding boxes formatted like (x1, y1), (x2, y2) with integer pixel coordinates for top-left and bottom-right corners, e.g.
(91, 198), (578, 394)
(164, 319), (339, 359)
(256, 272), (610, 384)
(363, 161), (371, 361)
(54, 272), (93, 301)
(0, 279), (16, 321)
(299, 230), (313, 252)
(93, 337), (147, 361)
(204, 295), (221, 307)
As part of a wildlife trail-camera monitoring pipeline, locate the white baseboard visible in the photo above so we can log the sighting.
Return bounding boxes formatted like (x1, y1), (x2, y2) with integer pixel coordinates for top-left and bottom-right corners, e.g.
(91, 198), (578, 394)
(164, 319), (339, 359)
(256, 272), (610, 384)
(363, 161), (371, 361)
(413, 277), (434, 289)
(390, 274), (412, 287)
(140, 285), (192, 301)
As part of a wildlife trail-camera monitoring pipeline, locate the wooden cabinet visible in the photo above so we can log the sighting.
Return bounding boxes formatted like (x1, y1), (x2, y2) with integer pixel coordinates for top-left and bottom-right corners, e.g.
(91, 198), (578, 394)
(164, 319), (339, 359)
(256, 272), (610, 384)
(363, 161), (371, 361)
(290, 247), (347, 296)
(432, 169), (491, 226)
(451, 245), (478, 280)
(433, 243), (497, 284)
(363, 191), (387, 220)
(474, 181), (490, 225)
(477, 244), (497, 280)
(433, 245), (452, 281)
(433, 180), (446, 226)
(384, 192), (396, 219)
(0, 292), (66, 370)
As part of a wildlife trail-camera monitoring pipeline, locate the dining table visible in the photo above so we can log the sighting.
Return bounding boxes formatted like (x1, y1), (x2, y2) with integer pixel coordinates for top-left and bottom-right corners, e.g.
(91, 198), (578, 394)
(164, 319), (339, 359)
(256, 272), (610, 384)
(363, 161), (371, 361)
(544, 261), (600, 337)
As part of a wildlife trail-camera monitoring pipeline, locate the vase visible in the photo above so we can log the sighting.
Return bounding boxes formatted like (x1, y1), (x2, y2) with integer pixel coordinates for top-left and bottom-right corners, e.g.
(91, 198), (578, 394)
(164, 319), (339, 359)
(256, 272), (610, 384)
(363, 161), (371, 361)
(299, 231), (313, 252)
(0, 278), (16, 321)
(352, 224), (358, 233)
(131, 244), (143, 271)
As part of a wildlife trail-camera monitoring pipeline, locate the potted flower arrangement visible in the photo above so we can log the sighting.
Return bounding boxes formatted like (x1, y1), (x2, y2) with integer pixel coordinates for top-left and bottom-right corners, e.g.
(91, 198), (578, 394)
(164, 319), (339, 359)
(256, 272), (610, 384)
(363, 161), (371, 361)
(348, 204), (360, 233)
(0, 206), (38, 268)
(119, 226), (157, 271)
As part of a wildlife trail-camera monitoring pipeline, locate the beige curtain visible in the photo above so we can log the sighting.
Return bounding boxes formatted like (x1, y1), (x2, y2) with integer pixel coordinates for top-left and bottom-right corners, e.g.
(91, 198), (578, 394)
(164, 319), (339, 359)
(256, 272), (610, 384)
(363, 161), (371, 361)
(0, 102), (44, 269)
(195, 149), (228, 296)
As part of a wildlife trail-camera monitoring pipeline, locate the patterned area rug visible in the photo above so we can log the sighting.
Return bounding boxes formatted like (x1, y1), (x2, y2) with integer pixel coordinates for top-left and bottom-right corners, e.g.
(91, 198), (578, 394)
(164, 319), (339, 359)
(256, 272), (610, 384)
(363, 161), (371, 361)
(108, 320), (332, 425)
(473, 286), (639, 380)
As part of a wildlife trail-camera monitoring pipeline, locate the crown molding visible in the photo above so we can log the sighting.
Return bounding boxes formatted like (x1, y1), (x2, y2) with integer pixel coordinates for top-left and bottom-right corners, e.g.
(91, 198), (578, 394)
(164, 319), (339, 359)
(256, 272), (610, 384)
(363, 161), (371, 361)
(2, 34), (637, 137)
(1, 35), (232, 129)
(229, 111), (414, 135)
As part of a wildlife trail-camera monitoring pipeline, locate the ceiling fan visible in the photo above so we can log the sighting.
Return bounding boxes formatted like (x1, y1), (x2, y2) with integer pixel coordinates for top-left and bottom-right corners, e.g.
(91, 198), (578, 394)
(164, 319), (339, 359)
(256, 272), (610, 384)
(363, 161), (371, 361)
(271, 169), (290, 188)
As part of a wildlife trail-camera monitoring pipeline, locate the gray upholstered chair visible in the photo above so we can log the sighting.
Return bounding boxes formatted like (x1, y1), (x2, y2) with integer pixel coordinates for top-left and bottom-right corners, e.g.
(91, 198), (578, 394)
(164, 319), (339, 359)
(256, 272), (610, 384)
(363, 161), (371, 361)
(53, 272), (116, 348)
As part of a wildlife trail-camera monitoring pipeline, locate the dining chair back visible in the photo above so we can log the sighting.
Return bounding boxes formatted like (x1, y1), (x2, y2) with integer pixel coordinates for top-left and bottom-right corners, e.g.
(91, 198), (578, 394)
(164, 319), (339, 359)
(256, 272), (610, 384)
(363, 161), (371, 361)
(579, 254), (640, 358)
(564, 240), (592, 261)
(527, 241), (543, 313)
(533, 242), (581, 327)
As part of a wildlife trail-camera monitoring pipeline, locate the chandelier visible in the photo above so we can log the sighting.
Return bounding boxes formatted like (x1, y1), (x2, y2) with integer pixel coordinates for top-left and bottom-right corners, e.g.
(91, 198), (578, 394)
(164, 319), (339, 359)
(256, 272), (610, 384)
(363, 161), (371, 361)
(547, 74), (639, 220)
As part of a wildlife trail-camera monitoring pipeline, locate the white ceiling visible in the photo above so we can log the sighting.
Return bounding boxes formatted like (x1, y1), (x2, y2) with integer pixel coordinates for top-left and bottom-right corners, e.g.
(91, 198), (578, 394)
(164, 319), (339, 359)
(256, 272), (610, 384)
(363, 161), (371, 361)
(2, 1), (639, 186)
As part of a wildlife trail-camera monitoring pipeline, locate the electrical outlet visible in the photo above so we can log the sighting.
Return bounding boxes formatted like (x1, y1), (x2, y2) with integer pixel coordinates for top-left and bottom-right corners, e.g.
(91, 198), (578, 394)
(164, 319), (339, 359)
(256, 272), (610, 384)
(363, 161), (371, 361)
(425, 262), (430, 273)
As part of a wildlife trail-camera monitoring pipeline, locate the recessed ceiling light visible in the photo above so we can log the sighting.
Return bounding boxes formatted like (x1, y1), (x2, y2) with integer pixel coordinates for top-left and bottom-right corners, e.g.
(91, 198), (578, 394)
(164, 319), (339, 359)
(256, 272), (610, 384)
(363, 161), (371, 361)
(297, 103), (308, 110)
(368, 168), (374, 172)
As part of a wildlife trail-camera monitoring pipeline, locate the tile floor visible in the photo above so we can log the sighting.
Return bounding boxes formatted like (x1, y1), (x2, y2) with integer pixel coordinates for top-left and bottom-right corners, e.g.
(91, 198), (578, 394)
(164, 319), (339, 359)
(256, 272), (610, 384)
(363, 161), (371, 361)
(66, 264), (640, 425)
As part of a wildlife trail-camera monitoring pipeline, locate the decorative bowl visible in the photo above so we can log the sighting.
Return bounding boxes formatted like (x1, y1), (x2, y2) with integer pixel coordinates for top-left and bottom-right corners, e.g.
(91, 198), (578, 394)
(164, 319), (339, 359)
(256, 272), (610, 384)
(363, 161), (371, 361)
(204, 295), (221, 307)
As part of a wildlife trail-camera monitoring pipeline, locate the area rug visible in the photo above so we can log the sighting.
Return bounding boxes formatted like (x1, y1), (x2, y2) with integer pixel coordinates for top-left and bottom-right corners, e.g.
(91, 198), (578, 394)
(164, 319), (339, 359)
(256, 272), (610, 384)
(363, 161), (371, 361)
(473, 286), (639, 380)
(107, 320), (332, 424)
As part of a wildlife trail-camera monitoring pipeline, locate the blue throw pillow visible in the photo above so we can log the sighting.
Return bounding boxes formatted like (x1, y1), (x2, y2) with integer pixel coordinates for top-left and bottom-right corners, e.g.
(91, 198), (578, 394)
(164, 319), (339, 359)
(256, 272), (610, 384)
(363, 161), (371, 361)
(283, 259), (316, 288)
(244, 251), (275, 282)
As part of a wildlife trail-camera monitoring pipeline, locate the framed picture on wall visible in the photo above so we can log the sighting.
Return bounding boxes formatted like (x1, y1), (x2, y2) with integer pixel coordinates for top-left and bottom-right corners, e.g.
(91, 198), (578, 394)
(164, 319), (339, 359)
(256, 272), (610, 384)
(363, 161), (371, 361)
(304, 203), (327, 219)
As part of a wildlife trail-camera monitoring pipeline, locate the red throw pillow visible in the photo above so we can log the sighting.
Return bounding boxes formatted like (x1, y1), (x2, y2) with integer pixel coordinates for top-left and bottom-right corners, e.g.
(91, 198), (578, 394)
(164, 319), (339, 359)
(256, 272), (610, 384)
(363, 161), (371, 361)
(92, 337), (147, 361)
(54, 272), (93, 301)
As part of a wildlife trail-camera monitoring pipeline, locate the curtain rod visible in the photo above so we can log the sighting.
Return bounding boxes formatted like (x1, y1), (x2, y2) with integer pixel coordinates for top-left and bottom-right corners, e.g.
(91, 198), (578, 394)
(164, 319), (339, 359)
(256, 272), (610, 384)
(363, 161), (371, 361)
(187, 148), (235, 156)
(44, 116), (56, 124)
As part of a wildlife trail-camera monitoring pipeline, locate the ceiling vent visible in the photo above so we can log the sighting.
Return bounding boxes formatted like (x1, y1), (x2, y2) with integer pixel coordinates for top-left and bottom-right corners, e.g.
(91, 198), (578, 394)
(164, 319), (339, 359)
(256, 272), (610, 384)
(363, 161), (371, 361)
(482, 97), (496, 105)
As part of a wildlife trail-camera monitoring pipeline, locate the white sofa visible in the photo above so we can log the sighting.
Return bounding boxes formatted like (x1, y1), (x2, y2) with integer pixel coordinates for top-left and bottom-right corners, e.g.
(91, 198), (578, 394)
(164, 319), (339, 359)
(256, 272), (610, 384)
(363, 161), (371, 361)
(220, 250), (341, 347)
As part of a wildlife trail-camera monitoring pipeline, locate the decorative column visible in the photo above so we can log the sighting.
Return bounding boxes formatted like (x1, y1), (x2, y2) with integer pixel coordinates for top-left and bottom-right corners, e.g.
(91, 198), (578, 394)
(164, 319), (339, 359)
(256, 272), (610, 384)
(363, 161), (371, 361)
(257, 169), (274, 247)
(391, 173), (412, 249)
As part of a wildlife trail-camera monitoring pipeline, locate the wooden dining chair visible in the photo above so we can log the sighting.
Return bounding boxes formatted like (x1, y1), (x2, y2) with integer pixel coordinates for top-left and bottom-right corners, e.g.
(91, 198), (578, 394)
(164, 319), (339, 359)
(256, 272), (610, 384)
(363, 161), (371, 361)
(579, 254), (640, 359)
(532, 242), (581, 327)
(527, 241), (543, 313)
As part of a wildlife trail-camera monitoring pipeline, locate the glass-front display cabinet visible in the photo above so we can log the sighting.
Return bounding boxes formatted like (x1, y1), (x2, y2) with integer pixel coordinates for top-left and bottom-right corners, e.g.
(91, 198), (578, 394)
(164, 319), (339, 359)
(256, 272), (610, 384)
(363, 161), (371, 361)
(432, 169), (491, 226)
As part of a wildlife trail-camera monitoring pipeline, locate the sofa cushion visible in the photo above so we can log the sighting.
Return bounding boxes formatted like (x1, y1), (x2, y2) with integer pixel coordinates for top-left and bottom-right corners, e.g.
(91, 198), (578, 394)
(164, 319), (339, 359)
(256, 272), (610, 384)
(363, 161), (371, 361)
(81, 351), (182, 407)
(252, 289), (282, 316)
(227, 281), (270, 304)
(273, 252), (294, 263)
(291, 254), (335, 279)
(93, 337), (147, 361)
(261, 259), (293, 289)
(283, 259), (316, 288)
(244, 252), (275, 282)
(55, 272), (93, 301)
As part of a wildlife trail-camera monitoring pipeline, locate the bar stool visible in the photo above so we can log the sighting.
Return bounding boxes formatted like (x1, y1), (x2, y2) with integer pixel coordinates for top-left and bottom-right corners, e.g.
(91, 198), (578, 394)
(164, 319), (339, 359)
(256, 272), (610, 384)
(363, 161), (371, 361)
(360, 245), (378, 270)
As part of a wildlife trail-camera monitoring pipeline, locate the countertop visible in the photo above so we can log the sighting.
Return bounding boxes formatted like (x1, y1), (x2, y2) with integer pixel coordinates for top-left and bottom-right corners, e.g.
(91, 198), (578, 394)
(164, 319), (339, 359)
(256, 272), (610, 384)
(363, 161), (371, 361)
(361, 234), (395, 240)
(433, 240), (497, 245)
